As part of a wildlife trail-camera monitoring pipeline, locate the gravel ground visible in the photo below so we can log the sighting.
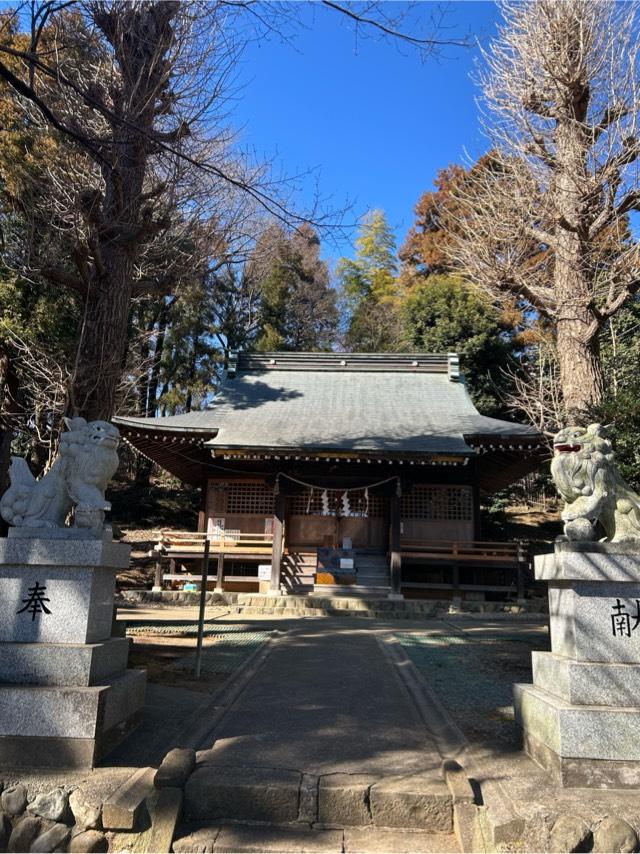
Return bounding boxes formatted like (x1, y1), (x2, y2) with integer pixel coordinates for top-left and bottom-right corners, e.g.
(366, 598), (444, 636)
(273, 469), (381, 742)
(396, 619), (550, 749)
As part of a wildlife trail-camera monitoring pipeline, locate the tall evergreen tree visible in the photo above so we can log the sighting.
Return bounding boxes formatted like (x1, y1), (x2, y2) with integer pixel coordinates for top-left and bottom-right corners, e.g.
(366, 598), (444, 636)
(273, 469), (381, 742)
(401, 275), (517, 416)
(253, 224), (338, 352)
(338, 210), (401, 351)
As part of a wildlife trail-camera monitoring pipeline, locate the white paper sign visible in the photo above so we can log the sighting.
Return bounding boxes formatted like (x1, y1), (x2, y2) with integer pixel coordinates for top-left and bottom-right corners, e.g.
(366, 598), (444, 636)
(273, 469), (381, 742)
(258, 564), (272, 580)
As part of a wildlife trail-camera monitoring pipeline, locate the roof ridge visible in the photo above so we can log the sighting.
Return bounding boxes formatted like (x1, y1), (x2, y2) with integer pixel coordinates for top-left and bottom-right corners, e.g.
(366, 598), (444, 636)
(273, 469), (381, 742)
(235, 351), (458, 376)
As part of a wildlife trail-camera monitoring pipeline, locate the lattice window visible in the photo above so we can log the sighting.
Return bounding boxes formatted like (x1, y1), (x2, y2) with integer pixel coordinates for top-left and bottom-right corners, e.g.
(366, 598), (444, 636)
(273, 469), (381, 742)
(289, 489), (387, 517)
(226, 482), (275, 515)
(401, 486), (472, 521)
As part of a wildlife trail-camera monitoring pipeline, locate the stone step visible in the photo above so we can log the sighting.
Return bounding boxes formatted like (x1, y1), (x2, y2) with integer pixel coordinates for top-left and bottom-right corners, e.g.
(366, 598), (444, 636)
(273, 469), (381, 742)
(356, 564), (389, 570)
(173, 823), (460, 853)
(313, 585), (391, 598)
(183, 765), (453, 834)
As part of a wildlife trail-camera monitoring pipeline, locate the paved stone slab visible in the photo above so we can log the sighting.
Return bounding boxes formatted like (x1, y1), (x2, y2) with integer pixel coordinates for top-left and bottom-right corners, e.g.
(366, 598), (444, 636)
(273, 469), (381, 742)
(0, 638), (130, 686)
(102, 766), (155, 830)
(214, 824), (344, 853)
(142, 786), (183, 853)
(184, 765), (301, 824)
(198, 625), (442, 777)
(343, 827), (459, 853)
(173, 826), (221, 853)
(108, 785), (182, 854)
(369, 773), (452, 832)
(318, 773), (373, 826)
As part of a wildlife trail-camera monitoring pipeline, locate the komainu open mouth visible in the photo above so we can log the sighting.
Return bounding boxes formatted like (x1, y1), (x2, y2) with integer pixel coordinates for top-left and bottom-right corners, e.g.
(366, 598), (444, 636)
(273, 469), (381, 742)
(554, 443), (582, 454)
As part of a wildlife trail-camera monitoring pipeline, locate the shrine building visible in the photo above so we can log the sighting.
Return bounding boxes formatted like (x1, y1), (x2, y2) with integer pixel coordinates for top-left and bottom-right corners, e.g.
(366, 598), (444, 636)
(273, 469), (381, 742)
(114, 351), (547, 599)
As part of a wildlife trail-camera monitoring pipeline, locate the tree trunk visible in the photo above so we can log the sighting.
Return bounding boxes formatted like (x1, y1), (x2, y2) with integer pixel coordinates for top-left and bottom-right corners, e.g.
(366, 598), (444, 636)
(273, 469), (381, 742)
(68, 262), (134, 421)
(552, 61), (603, 423)
(553, 228), (604, 420)
(65, 3), (179, 423)
(555, 311), (603, 422)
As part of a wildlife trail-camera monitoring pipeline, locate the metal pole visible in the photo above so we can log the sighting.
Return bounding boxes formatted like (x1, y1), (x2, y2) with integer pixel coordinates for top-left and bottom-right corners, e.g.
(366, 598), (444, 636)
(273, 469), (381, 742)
(194, 536), (211, 678)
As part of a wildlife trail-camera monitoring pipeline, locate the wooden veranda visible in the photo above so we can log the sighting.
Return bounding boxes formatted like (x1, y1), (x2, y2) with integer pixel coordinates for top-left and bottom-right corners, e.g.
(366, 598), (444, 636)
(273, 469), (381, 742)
(152, 529), (530, 600)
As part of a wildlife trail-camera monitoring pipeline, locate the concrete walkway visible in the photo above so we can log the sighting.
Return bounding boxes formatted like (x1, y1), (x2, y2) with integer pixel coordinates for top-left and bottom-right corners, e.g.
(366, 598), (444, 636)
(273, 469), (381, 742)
(176, 619), (465, 852)
(197, 622), (443, 776)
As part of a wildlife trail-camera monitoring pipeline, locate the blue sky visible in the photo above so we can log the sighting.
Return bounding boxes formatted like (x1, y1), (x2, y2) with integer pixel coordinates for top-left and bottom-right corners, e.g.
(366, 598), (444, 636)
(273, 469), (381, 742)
(231, 1), (502, 265)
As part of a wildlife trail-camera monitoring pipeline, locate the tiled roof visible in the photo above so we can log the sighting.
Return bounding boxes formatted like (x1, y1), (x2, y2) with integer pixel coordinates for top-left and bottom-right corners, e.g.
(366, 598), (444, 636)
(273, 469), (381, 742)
(114, 351), (540, 456)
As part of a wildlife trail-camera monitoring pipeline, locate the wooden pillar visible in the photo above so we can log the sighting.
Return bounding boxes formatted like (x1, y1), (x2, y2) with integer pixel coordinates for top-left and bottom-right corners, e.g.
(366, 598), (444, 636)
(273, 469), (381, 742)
(471, 477), (481, 540)
(451, 543), (461, 604)
(516, 541), (527, 601)
(271, 488), (285, 592)
(198, 482), (208, 533)
(390, 480), (402, 596)
(153, 553), (163, 591)
(216, 551), (224, 591)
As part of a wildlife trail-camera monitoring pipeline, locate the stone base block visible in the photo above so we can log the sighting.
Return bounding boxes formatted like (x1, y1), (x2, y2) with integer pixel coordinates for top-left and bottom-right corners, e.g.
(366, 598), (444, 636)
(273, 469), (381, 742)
(532, 651), (640, 707)
(0, 669), (145, 768)
(0, 533), (130, 567)
(515, 682), (640, 783)
(547, 581), (640, 663)
(318, 774), (373, 826)
(0, 536), (130, 645)
(368, 774), (452, 832)
(184, 765), (302, 824)
(535, 542), (640, 583)
(522, 729), (640, 789)
(0, 565), (118, 644)
(0, 637), (130, 686)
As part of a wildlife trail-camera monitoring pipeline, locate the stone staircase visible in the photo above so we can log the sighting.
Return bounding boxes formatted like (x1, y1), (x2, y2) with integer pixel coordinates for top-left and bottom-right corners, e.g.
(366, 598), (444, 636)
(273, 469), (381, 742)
(119, 588), (542, 618)
(233, 592), (432, 619)
(313, 550), (391, 598)
(176, 764), (463, 853)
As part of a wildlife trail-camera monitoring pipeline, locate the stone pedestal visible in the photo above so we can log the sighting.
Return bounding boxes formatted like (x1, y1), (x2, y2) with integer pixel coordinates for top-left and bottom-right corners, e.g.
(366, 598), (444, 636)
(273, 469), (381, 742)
(514, 542), (640, 789)
(0, 531), (146, 769)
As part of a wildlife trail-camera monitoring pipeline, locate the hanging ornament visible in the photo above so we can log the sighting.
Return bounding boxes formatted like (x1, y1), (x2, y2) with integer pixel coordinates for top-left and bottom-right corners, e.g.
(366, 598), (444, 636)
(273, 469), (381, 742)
(321, 489), (330, 516)
(306, 486), (313, 514)
(365, 487), (370, 518)
(341, 491), (351, 517)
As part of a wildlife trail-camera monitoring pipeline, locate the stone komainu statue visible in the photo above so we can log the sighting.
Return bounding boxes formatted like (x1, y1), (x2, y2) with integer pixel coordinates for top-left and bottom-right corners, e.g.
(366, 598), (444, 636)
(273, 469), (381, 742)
(551, 423), (640, 542)
(0, 418), (120, 530)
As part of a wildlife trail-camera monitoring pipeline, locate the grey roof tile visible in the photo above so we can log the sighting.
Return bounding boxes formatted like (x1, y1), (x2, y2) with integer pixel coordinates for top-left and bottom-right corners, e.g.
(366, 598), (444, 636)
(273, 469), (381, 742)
(114, 353), (540, 455)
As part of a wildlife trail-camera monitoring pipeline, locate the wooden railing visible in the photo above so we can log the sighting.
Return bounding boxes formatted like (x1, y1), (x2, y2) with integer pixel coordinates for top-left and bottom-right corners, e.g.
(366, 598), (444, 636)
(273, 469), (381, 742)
(153, 529), (274, 555)
(400, 540), (525, 565)
(152, 529), (277, 591)
(399, 539), (528, 598)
